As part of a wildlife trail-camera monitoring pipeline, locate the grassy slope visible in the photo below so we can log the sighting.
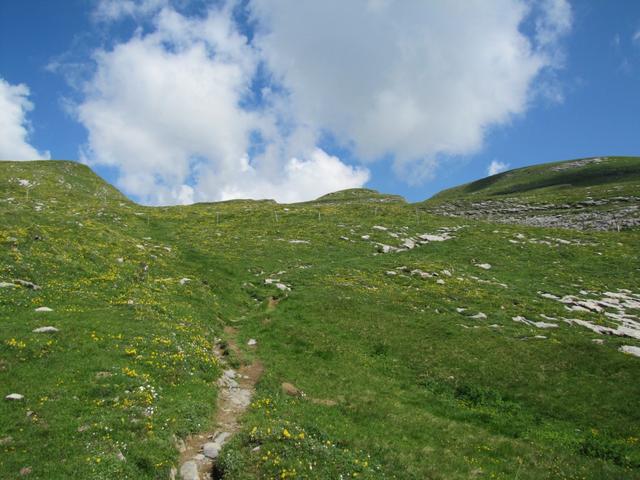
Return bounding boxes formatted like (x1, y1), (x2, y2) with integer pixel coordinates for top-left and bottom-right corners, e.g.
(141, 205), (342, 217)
(1, 160), (639, 479)
(425, 156), (640, 205)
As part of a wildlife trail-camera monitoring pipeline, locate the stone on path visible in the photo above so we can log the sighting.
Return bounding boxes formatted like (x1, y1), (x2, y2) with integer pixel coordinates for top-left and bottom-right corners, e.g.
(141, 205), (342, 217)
(5, 393), (24, 401)
(619, 345), (640, 358)
(179, 460), (199, 480)
(32, 326), (58, 333)
(34, 307), (52, 312)
(203, 443), (219, 459)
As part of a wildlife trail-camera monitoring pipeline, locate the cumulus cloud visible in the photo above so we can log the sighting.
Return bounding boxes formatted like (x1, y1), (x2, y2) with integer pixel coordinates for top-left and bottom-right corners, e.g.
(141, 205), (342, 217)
(74, 0), (572, 204)
(250, 0), (571, 179)
(0, 78), (50, 160)
(77, 5), (367, 204)
(487, 160), (510, 176)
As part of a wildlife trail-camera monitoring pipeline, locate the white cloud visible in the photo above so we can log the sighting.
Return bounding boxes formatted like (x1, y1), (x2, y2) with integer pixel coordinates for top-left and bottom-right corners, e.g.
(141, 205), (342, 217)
(250, 0), (572, 180)
(77, 5), (367, 204)
(93, 0), (167, 22)
(0, 78), (50, 160)
(633, 29), (640, 45)
(74, 0), (572, 204)
(487, 160), (510, 176)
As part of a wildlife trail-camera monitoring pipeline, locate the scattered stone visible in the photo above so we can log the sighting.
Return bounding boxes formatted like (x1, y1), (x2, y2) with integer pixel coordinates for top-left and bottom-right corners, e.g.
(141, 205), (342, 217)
(592, 339), (604, 345)
(512, 316), (558, 329)
(5, 393), (24, 401)
(179, 278), (191, 285)
(372, 225), (387, 231)
(385, 271), (397, 276)
(0, 281), (16, 288)
(179, 460), (199, 480)
(402, 238), (416, 249)
(116, 451), (126, 462)
(436, 279), (445, 285)
(361, 235), (370, 240)
(116, 257), (124, 263)
(282, 382), (301, 397)
(193, 454), (205, 461)
(340, 236), (349, 241)
(251, 446), (261, 452)
(32, 326), (58, 333)
(288, 239), (310, 244)
(619, 345), (640, 358)
(475, 263), (492, 270)
(247, 338), (257, 346)
(471, 312), (487, 320)
(34, 307), (52, 312)
(275, 283), (290, 291)
(13, 279), (41, 290)
(203, 443), (219, 459)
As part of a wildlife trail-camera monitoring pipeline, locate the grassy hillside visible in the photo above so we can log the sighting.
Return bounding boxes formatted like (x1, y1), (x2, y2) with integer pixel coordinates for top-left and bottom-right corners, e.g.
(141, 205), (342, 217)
(423, 156), (640, 230)
(428, 156), (640, 202)
(1, 160), (640, 479)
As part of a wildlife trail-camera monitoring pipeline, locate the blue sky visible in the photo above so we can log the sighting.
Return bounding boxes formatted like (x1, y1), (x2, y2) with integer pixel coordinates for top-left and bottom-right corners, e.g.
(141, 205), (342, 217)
(0, 0), (638, 204)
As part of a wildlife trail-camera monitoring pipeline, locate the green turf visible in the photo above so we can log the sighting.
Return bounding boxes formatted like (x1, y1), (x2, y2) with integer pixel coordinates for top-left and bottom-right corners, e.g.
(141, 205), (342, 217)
(1, 159), (639, 479)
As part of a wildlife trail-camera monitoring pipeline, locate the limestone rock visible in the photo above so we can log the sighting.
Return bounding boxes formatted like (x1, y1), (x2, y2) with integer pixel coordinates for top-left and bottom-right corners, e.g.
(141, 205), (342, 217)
(32, 326), (58, 333)
(179, 460), (199, 480)
(5, 393), (24, 401)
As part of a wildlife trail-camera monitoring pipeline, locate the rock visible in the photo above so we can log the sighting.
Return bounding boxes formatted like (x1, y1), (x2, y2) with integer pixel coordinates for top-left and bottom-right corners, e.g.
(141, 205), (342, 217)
(592, 339), (604, 345)
(436, 279), (445, 285)
(619, 345), (640, 358)
(116, 450), (126, 462)
(402, 238), (416, 249)
(179, 460), (199, 480)
(475, 263), (492, 270)
(13, 279), (41, 290)
(169, 467), (177, 480)
(418, 233), (451, 242)
(116, 257), (124, 263)
(95, 371), (112, 379)
(251, 446), (261, 452)
(340, 236), (349, 241)
(288, 239), (310, 244)
(275, 283), (289, 291)
(19, 466), (32, 476)
(193, 454), (205, 461)
(512, 316), (558, 329)
(471, 312), (487, 320)
(0, 281), (16, 288)
(34, 307), (52, 312)
(385, 271), (397, 276)
(213, 432), (232, 446)
(247, 338), (257, 346)
(179, 278), (190, 285)
(173, 435), (186, 452)
(223, 369), (236, 379)
(372, 225), (387, 231)
(32, 326), (58, 333)
(5, 393), (24, 401)
(203, 442), (219, 459)
(282, 382), (301, 397)
(361, 235), (370, 240)
(228, 388), (252, 408)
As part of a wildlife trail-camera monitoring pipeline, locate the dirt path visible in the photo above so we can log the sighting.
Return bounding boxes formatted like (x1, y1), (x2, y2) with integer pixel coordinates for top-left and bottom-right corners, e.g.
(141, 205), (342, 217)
(177, 328), (263, 480)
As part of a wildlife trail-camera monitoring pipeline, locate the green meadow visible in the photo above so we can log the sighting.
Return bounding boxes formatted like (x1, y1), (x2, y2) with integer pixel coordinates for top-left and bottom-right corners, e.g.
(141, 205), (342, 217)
(1, 158), (639, 479)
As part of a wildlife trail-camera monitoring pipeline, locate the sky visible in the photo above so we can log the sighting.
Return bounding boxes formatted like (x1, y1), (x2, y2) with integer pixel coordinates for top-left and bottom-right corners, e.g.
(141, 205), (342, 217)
(0, 0), (638, 205)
